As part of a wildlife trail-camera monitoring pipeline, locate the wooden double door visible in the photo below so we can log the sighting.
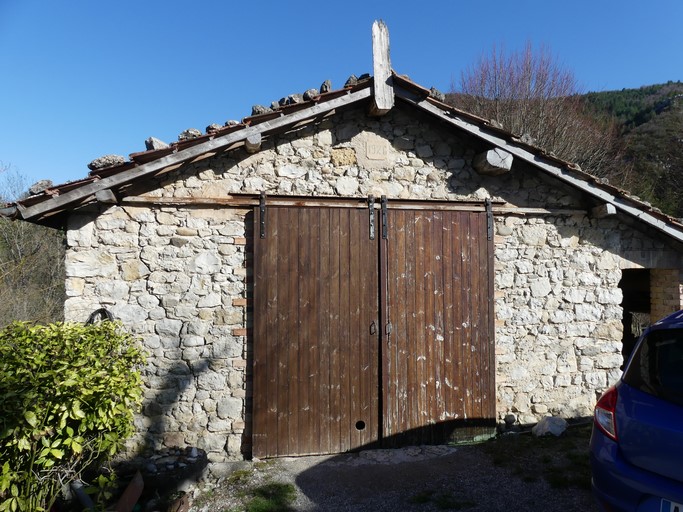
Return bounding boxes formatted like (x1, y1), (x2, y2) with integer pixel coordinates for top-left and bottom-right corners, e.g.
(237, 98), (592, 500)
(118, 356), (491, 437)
(253, 202), (495, 458)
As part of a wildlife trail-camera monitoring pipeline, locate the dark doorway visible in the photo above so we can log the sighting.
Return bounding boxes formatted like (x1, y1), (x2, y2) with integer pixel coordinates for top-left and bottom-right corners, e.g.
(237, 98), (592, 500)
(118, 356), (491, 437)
(619, 269), (651, 364)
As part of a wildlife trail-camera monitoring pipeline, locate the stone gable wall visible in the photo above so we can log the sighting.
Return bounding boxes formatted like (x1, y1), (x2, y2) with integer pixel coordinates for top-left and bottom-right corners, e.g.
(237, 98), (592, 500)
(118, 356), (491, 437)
(64, 106), (679, 460)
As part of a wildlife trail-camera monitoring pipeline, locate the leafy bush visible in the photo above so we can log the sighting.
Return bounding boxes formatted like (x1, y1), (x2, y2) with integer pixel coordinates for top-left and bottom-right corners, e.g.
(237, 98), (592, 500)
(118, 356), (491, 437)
(0, 321), (146, 511)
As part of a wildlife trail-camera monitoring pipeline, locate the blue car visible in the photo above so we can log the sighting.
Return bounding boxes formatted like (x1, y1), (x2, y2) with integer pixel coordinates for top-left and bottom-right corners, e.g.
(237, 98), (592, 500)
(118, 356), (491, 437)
(590, 310), (683, 512)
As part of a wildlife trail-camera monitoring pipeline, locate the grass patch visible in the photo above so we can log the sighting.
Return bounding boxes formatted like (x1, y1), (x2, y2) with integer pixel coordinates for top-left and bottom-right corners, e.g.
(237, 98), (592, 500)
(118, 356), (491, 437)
(228, 468), (254, 485)
(245, 482), (297, 512)
(481, 422), (592, 490)
(193, 463), (297, 512)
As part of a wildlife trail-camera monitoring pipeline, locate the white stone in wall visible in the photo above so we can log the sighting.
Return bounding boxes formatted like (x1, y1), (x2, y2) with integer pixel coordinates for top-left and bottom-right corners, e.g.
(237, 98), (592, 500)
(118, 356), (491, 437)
(597, 288), (623, 305)
(111, 304), (148, 325)
(520, 226), (548, 246)
(575, 303), (602, 321)
(277, 164), (307, 178)
(65, 278), (85, 297)
(94, 280), (129, 300)
(197, 372), (227, 391)
(335, 176), (359, 195)
(156, 318), (183, 337)
(65, 250), (117, 278)
(216, 397), (242, 420)
(67, 216), (95, 248)
(191, 251), (221, 274)
(197, 293), (222, 308)
(529, 277), (552, 298)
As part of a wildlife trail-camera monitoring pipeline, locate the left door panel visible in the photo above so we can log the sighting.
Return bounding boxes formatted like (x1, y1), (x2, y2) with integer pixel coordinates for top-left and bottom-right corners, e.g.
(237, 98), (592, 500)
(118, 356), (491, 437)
(253, 206), (380, 458)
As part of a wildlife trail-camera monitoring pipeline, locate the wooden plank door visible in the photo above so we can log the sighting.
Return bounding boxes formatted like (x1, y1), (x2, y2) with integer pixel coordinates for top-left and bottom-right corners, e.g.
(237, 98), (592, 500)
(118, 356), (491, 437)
(381, 209), (495, 445)
(253, 206), (380, 458)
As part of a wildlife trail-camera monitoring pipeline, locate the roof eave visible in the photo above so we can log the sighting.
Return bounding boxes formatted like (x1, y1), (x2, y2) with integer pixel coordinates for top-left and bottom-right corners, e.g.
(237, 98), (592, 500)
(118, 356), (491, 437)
(13, 86), (374, 223)
(394, 86), (683, 246)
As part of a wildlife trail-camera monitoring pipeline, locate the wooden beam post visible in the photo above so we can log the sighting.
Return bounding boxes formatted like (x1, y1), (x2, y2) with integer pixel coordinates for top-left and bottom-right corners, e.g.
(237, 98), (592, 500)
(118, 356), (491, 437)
(245, 133), (262, 154)
(591, 203), (617, 218)
(370, 20), (394, 116)
(95, 189), (118, 204)
(473, 148), (513, 176)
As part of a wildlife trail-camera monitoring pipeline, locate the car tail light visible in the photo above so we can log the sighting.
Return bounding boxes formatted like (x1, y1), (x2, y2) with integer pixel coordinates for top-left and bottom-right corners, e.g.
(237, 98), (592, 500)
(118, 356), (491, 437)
(594, 385), (618, 441)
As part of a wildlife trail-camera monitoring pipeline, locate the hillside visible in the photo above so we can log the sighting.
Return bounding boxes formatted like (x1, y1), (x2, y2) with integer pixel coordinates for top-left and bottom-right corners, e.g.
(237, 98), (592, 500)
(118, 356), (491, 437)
(583, 82), (683, 217)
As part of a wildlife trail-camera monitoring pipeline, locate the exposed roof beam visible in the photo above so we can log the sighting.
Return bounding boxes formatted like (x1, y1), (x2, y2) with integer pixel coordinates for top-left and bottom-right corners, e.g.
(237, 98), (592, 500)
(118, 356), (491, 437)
(591, 203), (617, 219)
(394, 87), (683, 245)
(245, 133), (262, 154)
(18, 87), (372, 221)
(95, 189), (118, 204)
(473, 148), (513, 176)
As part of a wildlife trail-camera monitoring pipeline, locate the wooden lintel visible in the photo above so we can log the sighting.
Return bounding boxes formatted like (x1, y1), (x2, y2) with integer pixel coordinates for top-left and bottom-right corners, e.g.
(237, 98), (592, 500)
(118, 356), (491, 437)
(95, 189), (118, 204)
(245, 133), (262, 154)
(473, 148), (513, 176)
(591, 203), (617, 218)
(370, 20), (394, 116)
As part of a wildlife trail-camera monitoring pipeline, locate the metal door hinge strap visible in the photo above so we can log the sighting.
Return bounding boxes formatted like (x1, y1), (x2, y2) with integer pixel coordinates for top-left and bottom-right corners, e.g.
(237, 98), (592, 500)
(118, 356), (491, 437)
(485, 198), (493, 241)
(381, 195), (388, 239)
(260, 192), (266, 238)
(368, 195), (375, 240)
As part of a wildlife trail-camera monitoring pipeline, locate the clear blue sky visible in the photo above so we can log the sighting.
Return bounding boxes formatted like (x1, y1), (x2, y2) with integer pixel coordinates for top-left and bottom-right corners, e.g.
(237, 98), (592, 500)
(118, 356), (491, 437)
(1, 0), (682, 188)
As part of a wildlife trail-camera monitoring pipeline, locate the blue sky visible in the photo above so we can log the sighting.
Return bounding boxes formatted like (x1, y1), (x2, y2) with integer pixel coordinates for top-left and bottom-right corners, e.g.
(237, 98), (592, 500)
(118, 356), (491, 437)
(1, 0), (682, 189)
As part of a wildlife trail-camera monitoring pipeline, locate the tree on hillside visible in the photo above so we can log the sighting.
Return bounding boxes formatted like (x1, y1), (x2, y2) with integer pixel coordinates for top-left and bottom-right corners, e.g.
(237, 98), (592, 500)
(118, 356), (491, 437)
(448, 42), (626, 180)
(0, 165), (65, 326)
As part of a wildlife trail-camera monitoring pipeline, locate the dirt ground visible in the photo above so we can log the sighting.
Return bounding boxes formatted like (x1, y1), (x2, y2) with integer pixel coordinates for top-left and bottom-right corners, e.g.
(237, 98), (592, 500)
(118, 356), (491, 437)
(186, 426), (598, 512)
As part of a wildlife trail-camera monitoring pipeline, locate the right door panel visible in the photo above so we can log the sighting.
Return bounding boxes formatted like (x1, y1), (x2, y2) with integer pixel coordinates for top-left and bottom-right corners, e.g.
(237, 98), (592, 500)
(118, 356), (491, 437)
(382, 209), (496, 445)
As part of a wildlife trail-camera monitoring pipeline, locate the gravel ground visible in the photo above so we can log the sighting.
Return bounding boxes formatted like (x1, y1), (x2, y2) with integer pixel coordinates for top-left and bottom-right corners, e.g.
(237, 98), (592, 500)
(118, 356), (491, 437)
(187, 442), (598, 511)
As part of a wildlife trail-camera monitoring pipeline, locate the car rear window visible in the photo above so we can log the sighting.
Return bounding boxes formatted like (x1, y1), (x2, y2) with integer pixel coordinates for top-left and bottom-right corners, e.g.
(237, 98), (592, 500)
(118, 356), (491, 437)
(623, 328), (683, 407)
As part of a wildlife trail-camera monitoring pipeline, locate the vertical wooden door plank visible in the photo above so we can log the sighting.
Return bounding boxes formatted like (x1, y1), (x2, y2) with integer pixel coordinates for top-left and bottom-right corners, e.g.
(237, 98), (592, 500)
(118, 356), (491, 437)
(318, 208), (332, 455)
(274, 209), (291, 457)
(337, 209), (351, 453)
(328, 208), (342, 453)
(252, 206), (267, 457)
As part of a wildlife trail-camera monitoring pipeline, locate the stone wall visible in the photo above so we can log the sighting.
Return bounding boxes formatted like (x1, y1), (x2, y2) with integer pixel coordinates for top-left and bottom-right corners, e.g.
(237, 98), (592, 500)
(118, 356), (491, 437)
(493, 215), (624, 424)
(650, 268), (683, 322)
(64, 104), (679, 460)
(66, 206), (250, 462)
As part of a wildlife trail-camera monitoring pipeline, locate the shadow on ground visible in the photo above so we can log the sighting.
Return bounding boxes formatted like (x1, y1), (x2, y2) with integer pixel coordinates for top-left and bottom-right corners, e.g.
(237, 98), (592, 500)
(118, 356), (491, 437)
(293, 427), (597, 511)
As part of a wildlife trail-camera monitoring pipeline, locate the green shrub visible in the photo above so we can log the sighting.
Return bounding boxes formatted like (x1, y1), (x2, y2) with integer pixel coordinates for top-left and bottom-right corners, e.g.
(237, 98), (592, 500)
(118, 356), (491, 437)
(0, 321), (146, 511)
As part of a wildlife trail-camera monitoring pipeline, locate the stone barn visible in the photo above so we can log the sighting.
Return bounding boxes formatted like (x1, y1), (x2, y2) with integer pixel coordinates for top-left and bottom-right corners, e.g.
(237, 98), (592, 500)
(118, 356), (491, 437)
(3, 23), (683, 462)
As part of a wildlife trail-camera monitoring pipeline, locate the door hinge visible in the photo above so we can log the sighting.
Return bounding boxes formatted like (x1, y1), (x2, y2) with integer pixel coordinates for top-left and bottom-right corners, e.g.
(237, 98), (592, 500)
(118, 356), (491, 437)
(370, 320), (377, 335)
(368, 195), (375, 240)
(485, 198), (493, 241)
(381, 195), (388, 239)
(259, 192), (267, 238)
(385, 322), (392, 335)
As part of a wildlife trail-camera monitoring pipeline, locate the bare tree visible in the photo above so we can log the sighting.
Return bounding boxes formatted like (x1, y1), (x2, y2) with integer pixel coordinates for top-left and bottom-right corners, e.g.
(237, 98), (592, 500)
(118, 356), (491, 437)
(449, 42), (625, 178)
(0, 165), (65, 326)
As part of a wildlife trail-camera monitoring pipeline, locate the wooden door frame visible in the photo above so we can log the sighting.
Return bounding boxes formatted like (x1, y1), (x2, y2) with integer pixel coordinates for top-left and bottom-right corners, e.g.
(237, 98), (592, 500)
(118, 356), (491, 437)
(252, 198), (496, 457)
